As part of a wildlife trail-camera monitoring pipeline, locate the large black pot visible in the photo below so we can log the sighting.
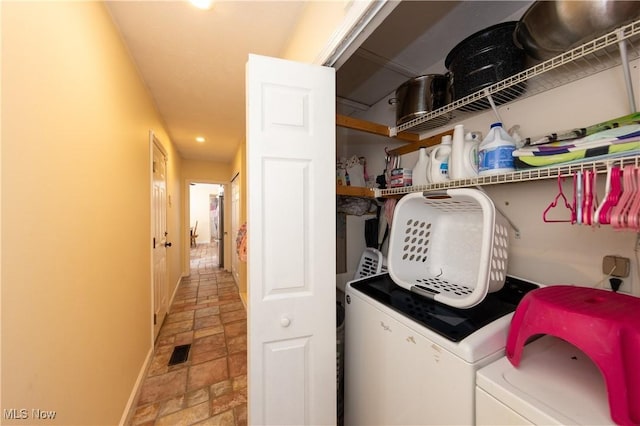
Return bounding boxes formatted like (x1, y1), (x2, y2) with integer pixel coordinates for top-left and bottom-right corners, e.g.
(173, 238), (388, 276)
(389, 74), (452, 126)
(445, 22), (526, 108)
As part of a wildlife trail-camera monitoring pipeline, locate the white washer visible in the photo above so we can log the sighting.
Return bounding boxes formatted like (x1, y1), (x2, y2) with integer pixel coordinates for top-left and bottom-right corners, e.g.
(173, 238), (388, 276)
(476, 335), (614, 425)
(344, 273), (539, 425)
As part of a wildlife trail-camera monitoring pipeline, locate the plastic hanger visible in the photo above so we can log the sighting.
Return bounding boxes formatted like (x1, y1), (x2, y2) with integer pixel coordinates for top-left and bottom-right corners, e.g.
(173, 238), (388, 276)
(598, 166), (622, 225)
(593, 166), (612, 225)
(610, 165), (636, 229)
(574, 171), (582, 225)
(543, 174), (575, 223)
(626, 166), (640, 230)
(583, 168), (597, 226)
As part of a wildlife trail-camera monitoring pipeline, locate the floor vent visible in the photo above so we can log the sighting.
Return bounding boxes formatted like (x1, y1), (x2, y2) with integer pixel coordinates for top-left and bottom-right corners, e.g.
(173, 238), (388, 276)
(168, 344), (191, 366)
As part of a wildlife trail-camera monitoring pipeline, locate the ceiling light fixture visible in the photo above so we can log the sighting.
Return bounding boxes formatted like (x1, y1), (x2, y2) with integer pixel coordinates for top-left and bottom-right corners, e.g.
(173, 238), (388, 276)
(195, 136), (206, 143)
(188, 0), (213, 10)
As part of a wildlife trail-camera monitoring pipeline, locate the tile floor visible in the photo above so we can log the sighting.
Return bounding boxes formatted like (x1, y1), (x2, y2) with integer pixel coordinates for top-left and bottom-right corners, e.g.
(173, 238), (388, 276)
(130, 242), (247, 426)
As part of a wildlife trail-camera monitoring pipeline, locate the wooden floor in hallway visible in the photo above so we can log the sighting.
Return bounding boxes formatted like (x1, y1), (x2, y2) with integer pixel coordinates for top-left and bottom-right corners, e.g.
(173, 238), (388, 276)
(129, 242), (247, 425)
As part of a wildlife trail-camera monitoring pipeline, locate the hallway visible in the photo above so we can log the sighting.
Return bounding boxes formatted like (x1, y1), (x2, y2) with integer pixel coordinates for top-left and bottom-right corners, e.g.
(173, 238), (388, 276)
(130, 242), (247, 425)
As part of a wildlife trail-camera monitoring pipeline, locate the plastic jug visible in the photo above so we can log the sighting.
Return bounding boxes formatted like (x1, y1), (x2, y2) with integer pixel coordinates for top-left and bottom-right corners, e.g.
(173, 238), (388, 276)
(478, 122), (516, 175)
(429, 135), (451, 183)
(449, 124), (465, 180)
(463, 131), (480, 177)
(411, 147), (430, 186)
(449, 124), (480, 179)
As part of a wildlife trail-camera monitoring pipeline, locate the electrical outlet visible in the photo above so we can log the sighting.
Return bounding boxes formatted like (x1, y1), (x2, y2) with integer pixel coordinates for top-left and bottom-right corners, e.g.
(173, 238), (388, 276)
(602, 255), (630, 278)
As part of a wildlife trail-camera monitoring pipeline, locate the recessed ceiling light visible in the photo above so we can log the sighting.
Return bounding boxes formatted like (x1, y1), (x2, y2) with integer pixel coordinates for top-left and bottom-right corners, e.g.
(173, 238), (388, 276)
(189, 0), (213, 10)
(196, 136), (206, 143)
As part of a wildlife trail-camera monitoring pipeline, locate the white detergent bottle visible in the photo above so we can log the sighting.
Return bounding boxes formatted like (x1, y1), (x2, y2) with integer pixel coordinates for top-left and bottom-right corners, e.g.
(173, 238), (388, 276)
(429, 135), (451, 183)
(448, 124), (465, 180)
(463, 131), (481, 177)
(478, 122), (516, 175)
(411, 147), (429, 186)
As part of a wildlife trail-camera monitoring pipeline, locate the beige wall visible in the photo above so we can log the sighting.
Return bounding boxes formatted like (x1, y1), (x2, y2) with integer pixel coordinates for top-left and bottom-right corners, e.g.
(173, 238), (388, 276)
(282, 0), (375, 64)
(282, 1), (350, 63)
(1, 2), (181, 424)
(182, 159), (232, 182)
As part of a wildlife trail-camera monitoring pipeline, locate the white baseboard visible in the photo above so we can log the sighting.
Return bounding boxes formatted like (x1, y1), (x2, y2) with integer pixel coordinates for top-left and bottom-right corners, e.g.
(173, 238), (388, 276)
(119, 275), (183, 425)
(119, 346), (153, 426)
(169, 274), (185, 307)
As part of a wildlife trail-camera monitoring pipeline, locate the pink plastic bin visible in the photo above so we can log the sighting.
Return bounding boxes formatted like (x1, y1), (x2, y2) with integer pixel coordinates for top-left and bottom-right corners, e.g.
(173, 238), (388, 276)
(506, 285), (640, 426)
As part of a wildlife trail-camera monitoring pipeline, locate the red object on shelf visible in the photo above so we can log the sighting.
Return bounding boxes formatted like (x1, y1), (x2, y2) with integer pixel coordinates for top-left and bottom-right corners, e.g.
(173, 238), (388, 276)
(506, 285), (640, 426)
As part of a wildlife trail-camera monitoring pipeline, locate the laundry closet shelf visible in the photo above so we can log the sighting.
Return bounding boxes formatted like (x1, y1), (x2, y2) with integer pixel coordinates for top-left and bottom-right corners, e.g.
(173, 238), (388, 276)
(375, 153), (640, 197)
(336, 114), (420, 143)
(394, 19), (640, 136)
(337, 20), (640, 154)
(336, 113), (453, 155)
(336, 185), (377, 198)
(338, 20), (640, 198)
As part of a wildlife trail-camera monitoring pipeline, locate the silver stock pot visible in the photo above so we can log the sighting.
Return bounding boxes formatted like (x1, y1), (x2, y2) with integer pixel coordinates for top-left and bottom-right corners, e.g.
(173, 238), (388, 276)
(389, 74), (452, 126)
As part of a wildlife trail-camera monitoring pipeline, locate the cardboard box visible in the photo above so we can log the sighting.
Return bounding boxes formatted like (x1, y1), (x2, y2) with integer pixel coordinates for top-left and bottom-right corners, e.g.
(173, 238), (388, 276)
(390, 168), (412, 187)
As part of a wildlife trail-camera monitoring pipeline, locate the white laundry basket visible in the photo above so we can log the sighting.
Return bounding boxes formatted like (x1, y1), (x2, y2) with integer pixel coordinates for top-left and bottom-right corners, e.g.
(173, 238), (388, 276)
(354, 247), (386, 280)
(387, 188), (509, 308)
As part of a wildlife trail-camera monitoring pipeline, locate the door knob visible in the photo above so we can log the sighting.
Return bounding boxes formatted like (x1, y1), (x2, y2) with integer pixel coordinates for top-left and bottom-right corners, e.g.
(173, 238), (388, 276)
(280, 316), (291, 327)
(165, 242), (172, 247)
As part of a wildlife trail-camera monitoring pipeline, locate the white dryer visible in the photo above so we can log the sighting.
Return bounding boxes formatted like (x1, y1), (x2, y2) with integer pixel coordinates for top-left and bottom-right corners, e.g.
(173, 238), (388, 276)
(476, 335), (614, 425)
(344, 273), (539, 425)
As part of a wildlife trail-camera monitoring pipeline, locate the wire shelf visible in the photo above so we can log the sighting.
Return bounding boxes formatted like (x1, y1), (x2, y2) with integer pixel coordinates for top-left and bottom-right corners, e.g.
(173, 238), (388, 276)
(394, 19), (640, 135)
(376, 153), (640, 197)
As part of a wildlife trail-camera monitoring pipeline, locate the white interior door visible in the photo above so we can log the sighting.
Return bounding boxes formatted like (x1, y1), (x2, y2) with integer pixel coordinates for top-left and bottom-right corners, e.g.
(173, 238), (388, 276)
(151, 134), (168, 340)
(246, 54), (336, 425)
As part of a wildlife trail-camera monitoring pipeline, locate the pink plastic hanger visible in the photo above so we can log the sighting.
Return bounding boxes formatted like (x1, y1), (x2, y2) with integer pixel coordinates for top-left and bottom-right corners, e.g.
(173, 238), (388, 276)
(573, 171), (582, 225)
(626, 166), (640, 230)
(543, 174), (575, 223)
(610, 165), (636, 229)
(598, 166), (622, 225)
(594, 166), (612, 225)
(583, 169), (597, 226)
